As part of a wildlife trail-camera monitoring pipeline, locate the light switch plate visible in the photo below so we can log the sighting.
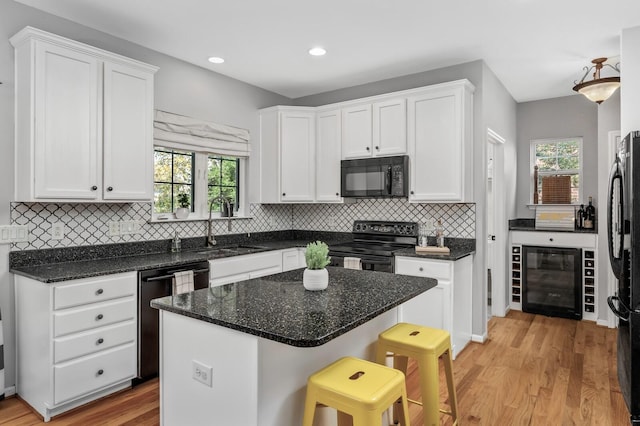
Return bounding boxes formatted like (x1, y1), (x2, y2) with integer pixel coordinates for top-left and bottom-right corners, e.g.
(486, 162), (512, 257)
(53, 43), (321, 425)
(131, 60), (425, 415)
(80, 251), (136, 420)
(0, 225), (29, 244)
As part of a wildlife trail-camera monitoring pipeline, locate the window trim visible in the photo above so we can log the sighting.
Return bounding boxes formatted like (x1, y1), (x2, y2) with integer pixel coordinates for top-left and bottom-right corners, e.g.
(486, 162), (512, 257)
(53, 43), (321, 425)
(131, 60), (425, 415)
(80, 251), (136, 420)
(152, 148), (247, 221)
(529, 137), (583, 205)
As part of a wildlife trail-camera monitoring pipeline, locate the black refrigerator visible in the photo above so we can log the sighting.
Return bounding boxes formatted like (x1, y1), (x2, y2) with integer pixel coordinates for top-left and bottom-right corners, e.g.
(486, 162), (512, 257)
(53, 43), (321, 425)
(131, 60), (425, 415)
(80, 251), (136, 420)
(608, 130), (640, 424)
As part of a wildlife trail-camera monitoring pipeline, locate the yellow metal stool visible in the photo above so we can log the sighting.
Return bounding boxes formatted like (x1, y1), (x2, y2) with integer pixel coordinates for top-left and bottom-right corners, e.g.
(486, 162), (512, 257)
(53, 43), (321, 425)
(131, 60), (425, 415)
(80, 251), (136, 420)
(376, 323), (458, 426)
(302, 356), (411, 426)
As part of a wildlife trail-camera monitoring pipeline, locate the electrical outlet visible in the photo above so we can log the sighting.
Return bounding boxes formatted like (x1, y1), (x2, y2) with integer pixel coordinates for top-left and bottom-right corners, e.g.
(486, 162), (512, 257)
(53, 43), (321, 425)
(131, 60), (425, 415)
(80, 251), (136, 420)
(269, 216), (276, 227)
(424, 218), (436, 231)
(192, 360), (212, 387)
(108, 221), (120, 236)
(327, 216), (336, 228)
(50, 222), (64, 240)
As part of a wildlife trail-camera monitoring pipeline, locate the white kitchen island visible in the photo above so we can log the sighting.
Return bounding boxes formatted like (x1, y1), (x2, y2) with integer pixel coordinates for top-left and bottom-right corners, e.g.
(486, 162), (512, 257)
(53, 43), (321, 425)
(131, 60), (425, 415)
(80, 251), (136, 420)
(151, 267), (436, 426)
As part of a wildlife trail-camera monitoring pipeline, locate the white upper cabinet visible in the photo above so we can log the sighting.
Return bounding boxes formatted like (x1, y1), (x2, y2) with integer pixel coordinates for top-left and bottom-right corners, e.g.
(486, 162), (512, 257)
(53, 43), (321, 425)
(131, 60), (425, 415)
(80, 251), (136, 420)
(407, 80), (474, 203)
(342, 99), (407, 159)
(315, 109), (342, 202)
(259, 107), (316, 203)
(372, 98), (407, 156)
(10, 27), (157, 202)
(341, 104), (372, 159)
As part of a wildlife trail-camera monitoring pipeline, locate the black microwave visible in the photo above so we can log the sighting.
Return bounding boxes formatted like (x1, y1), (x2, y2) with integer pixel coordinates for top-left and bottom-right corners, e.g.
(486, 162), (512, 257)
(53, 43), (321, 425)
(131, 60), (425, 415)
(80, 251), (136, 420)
(340, 155), (409, 198)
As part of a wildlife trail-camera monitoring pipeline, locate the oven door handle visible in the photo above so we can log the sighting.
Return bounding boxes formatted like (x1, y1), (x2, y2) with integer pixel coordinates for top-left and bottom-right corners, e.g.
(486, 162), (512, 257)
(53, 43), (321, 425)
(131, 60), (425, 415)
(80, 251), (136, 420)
(142, 268), (209, 282)
(607, 295), (630, 322)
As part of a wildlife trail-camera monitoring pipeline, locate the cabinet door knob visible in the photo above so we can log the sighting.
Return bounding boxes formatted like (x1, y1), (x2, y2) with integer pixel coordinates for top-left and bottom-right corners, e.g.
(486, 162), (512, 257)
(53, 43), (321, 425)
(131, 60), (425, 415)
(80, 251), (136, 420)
(96, 314), (104, 321)
(107, 186), (113, 192)
(91, 186), (98, 191)
(96, 288), (104, 295)
(375, 146), (379, 150)
(366, 146), (370, 151)
(97, 369), (104, 376)
(410, 191), (415, 195)
(549, 238), (554, 242)
(336, 193), (339, 196)
(282, 193), (286, 197)
(96, 338), (104, 345)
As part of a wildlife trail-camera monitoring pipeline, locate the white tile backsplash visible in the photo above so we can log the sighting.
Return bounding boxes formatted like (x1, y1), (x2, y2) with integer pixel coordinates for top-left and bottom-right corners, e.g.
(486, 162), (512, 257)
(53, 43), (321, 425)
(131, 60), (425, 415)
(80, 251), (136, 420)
(10, 199), (474, 250)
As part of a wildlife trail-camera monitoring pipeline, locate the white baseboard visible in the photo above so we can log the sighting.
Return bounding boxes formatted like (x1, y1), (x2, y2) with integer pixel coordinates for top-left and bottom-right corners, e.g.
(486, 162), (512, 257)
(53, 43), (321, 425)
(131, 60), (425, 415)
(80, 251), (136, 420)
(471, 333), (487, 343)
(3, 386), (16, 397)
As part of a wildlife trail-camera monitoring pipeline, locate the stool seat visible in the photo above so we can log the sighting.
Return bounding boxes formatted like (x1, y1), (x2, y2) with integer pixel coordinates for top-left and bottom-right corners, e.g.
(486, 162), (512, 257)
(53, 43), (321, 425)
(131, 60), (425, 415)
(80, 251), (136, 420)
(303, 356), (410, 426)
(377, 323), (458, 426)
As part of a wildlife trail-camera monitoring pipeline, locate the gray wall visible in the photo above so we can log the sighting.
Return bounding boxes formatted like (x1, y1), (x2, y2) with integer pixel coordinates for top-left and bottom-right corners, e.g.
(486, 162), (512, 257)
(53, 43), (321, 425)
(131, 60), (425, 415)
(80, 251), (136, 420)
(515, 96), (598, 218)
(480, 63), (518, 322)
(0, 1), (289, 390)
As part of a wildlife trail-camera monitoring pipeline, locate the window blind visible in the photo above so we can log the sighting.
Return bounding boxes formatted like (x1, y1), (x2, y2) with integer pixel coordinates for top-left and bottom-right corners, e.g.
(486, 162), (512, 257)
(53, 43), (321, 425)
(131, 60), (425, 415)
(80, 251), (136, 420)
(153, 110), (250, 157)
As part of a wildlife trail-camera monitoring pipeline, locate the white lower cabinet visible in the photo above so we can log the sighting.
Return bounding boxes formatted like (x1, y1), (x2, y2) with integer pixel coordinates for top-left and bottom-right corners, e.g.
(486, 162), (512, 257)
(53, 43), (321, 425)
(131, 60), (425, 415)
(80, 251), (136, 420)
(281, 248), (307, 272)
(15, 272), (137, 421)
(395, 255), (473, 358)
(210, 250), (283, 286)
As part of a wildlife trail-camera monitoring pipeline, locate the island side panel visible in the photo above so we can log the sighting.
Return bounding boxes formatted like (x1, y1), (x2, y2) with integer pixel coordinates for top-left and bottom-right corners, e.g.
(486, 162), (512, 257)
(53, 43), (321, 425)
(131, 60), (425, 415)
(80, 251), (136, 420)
(257, 308), (398, 426)
(159, 310), (259, 426)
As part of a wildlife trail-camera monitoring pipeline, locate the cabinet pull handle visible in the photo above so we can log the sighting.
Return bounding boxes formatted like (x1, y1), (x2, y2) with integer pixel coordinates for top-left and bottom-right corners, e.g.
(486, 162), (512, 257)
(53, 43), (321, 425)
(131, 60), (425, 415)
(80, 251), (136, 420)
(549, 238), (554, 242)
(107, 186), (113, 192)
(282, 193), (286, 196)
(336, 193), (339, 196)
(366, 146), (370, 151)
(419, 267), (424, 272)
(410, 191), (415, 195)
(97, 369), (104, 376)
(91, 186), (98, 191)
(375, 146), (379, 150)
(96, 338), (104, 345)
(96, 288), (104, 295)
(96, 314), (104, 321)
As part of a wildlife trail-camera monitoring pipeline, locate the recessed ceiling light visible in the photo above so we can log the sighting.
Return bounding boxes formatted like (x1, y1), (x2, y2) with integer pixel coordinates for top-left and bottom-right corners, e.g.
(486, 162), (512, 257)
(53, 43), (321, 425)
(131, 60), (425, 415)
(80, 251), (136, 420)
(208, 56), (225, 64)
(308, 47), (326, 57)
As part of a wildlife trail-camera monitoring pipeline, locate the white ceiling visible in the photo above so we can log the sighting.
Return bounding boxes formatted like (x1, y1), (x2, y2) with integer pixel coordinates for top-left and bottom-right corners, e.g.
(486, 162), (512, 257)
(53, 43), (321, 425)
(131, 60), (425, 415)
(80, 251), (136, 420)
(14, 0), (640, 102)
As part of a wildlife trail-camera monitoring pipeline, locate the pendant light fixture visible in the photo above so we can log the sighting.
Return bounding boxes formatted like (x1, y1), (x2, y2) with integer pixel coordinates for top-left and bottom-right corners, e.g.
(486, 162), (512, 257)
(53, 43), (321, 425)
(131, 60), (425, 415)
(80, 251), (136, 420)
(572, 57), (620, 104)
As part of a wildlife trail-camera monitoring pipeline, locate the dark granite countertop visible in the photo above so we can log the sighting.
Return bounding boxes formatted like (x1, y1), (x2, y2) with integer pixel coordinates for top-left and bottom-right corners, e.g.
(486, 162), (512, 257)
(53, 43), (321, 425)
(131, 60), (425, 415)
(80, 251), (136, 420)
(393, 237), (475, 260)
(508, 218), (597, 234)
(150, 266), (436, 347)
(9, 230), (352, 283)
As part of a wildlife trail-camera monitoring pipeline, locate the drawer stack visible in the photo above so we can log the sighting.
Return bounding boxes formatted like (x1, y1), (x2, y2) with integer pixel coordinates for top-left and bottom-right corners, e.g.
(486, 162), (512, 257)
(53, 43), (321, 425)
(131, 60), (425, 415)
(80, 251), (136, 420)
(16, 272), (137, 421)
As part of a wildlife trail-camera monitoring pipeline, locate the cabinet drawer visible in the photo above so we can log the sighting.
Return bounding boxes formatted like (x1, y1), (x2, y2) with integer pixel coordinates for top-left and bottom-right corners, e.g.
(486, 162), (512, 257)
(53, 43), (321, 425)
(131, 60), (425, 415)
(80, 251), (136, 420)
(210, 251), (282, 280)
(510, 231), (596, 248)
(54, 297), (135, 337)
(54, 343), (136, 404)
(395, 256), (452, 280)
(54, 320), (135, 363)
(54, 272), (136, 310)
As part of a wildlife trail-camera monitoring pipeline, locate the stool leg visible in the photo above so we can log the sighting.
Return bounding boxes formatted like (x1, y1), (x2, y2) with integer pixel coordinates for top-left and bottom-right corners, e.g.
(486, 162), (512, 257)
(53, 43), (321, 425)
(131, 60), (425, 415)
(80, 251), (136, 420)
(396, 386), (411, 426)
(417, 356), (440, 426)
(302, 391), (317, 426)
(393, 355), (409, 424)
(442, 350), (459, 424)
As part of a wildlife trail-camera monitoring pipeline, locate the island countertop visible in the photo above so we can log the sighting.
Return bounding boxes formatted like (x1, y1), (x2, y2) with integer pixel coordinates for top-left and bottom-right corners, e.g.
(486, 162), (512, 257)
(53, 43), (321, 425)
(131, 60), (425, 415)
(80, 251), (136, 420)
(151, 266), (436, 348)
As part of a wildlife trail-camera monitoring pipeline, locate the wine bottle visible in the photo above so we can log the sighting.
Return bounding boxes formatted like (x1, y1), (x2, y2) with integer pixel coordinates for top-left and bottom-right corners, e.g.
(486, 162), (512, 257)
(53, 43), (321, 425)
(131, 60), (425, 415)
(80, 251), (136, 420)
(576, 204), (585, 229)
(584, 196), (595, 229)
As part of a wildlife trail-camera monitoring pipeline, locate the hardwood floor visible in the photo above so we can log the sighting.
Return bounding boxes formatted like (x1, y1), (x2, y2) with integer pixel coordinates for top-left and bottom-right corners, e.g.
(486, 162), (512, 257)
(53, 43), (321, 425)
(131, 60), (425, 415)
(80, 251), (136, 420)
(0, 311), (629, 425)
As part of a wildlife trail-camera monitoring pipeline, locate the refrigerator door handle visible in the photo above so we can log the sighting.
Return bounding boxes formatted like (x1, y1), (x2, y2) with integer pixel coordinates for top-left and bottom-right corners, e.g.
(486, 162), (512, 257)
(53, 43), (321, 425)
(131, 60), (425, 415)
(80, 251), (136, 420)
(607, 295), (630, 322)
(608, 155), (625, 279)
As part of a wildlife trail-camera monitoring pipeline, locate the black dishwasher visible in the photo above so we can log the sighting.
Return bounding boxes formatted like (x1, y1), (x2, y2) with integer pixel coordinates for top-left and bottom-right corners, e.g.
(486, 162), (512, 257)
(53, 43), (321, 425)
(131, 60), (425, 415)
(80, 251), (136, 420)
(137, 261), (209, 381)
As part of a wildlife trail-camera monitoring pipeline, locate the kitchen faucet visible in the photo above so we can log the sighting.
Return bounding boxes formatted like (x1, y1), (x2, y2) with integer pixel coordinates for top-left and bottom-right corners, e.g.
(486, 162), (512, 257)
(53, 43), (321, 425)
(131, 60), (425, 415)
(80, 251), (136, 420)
(207, 196), (233, 246)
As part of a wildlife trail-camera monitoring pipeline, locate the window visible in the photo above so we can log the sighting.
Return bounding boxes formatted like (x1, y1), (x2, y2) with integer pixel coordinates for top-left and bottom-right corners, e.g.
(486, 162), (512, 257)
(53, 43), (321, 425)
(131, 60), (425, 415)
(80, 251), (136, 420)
(207, 156), (240, 212)
(530, 137), (583, 204)
(153, 148), (194, 213)
(153, 147), (242, 218)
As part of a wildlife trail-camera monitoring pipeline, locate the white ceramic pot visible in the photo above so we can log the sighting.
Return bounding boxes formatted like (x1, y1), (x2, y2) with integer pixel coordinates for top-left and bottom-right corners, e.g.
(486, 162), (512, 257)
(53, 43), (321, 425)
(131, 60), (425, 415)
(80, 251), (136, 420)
(303, 268), (328, 291)
(174, 207), (190, 219)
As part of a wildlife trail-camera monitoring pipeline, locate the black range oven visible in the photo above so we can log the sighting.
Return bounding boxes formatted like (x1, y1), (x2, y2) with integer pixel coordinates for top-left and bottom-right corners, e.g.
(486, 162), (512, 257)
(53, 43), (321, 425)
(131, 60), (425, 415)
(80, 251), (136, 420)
(329, 220), (418, 273)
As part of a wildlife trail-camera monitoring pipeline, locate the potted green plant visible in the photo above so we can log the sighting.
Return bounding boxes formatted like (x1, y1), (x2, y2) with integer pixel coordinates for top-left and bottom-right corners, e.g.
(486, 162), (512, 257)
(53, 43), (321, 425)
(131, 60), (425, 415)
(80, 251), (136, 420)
(303, 241), (331, 291)
(175, 193), (190, 219)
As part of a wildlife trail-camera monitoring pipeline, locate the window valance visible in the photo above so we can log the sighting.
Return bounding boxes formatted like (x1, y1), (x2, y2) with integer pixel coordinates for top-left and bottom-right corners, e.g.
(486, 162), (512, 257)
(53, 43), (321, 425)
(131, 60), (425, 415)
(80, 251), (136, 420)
(153, 110), (250, 157)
